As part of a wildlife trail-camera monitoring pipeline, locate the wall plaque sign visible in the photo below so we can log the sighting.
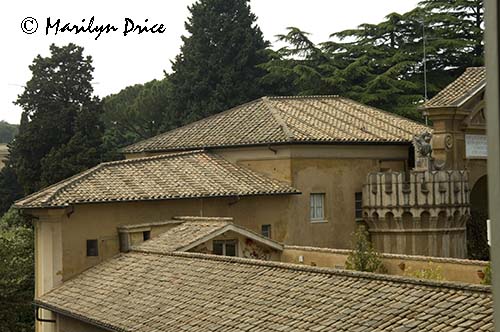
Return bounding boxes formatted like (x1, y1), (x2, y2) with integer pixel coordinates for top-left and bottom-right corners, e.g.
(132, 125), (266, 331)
(465, 134), (488, 158)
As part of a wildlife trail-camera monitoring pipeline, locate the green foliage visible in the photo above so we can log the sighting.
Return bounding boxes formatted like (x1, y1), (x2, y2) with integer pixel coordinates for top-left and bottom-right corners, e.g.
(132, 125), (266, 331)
(101, 78), (171, 158)
(481, 262), (492, 285)
(7, 43), (104, 196)
(405, 262), (444, 281)
(345, 227), (385, 273)
(169, 0), (270, 126)
(0, 208), (30, 229)
(262, 0), (484, 120)
(0, 163), (23, 215)
(467, 210), (490, 260)
(0, 122), (18, 144)
(0, 210), (34, 332)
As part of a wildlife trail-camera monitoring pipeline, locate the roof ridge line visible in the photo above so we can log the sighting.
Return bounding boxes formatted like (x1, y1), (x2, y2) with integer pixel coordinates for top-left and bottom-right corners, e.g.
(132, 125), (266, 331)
(279, 97), (372, 141)
(261, 96), (294, 141)
(339, 96), (431, 132)
(102, 149), (205, 167)
(333, 97), (427, 137)
(121, 98), (265, 153)
(266, 95), (340, 100)
(131, 250), (491, 294)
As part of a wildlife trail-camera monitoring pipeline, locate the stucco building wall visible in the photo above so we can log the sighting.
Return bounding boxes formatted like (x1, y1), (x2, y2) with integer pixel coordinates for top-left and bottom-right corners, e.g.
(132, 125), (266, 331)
(56, 315), (106, 332)
(281, 246), (489, 284)
(218, 144), (409, 249)
(30, 196), (292, 282)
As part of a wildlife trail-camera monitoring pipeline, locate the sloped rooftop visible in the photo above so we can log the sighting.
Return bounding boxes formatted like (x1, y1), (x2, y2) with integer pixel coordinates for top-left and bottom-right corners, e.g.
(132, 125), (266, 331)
(425, 67), (486, 108)
(122, 95), (430, 153)
(36, 249), (492, 332)
(15, 151), (299, 209)
(134, 217), (283, 253)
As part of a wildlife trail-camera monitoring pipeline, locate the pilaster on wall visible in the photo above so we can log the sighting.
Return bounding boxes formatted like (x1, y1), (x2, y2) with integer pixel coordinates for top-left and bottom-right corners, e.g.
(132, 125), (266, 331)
(30, 208), (66, 332)
(363, 170), (470, 258)
(428, 108), (469, 170)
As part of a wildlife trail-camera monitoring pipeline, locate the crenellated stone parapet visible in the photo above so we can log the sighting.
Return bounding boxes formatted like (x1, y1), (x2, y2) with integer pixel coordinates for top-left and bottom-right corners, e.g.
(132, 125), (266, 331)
(363, 170), (470, 258)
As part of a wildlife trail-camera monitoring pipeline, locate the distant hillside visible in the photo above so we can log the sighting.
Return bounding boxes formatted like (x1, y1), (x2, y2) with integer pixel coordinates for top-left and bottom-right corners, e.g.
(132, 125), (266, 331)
(0, 121), (18, 143)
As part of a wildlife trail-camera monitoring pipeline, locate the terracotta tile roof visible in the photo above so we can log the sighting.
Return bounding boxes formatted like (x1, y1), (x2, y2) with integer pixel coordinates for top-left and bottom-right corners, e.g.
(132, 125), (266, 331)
(134, 217), (283, 253)
(14, 151), (299, 209)
(135, 219), (231, 252)
(425, 67), (486, 108)
(122, 96), (430, 153)
(36, 250), (493, 332)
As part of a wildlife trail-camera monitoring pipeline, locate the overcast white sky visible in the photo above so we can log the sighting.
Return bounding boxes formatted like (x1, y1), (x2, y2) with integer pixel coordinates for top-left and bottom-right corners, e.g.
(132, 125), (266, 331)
(0, 0), (420, 124)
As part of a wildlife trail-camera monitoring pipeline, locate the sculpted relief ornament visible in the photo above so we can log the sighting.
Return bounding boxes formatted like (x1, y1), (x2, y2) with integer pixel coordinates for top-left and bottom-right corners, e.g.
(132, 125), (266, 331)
(413, 131), (445, 171)
(413, 131), (433, 158)
(413, 131), (446, 171)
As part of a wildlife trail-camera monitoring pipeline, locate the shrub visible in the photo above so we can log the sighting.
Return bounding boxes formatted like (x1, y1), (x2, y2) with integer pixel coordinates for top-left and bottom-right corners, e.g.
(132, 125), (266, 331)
(481, 262), (492, 285)
(0, 208), (34, 332)
(405, 262), (444, 281)
(345, 227), (385, 273)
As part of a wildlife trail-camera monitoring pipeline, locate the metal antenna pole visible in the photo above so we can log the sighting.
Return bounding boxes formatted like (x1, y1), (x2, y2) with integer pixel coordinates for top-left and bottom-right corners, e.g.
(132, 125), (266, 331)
(422, 19), (429, 125)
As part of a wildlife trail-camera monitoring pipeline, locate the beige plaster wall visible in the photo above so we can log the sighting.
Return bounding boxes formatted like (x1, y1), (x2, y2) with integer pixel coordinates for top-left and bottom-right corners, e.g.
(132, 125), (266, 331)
(216, 144), (409, 249)
(57, 314), (107, 332)
(52, 195), (290, 281)
(287, 158), (401, 249)
(282, 246), (489, 284)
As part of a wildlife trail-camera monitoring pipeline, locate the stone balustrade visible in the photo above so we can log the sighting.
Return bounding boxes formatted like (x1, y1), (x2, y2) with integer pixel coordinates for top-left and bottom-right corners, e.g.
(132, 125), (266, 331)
(362, 170), (470, 258)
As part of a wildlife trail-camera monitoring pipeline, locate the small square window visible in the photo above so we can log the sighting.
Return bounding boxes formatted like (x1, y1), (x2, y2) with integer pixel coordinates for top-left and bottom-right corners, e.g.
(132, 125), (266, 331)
(143, 231), (151, 241)
(261, 224), (271, 238)
(86, 239), (98, 257)
(213, 240), (237, 257)
(355, 192), (363, 219)
(310, 193), (325, 221)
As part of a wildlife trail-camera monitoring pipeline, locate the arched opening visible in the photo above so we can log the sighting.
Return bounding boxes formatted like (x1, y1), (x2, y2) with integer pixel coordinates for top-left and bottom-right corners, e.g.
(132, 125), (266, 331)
(467, 175), (489, 260)
(471, 175), (488, 217)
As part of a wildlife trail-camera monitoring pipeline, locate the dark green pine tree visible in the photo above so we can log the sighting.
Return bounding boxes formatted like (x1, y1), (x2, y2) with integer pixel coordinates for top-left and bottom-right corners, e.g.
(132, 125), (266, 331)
(8, 43), (104, 196)
(169, 0), (270, 127)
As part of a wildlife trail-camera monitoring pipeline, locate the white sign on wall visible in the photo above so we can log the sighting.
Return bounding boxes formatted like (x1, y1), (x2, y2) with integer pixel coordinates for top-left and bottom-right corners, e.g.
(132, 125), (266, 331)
(465, 134), (488, 158)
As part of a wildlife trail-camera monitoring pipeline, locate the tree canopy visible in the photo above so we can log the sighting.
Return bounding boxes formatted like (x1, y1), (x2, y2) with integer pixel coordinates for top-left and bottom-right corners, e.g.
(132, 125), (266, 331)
(0, 209), (34, 332)
(261, 0), (484, 121)
(101, 78), (171, 159)
(169, 0), (270, 127)
(8, 43), (104, 195)
(0, 122), (18, 144)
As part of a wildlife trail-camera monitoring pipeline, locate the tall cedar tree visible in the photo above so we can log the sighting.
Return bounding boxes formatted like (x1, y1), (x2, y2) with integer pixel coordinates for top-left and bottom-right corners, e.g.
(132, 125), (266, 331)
(8, 43), (103, 196)
(261, 0), (483, 121)
(169, 0), (269, 127)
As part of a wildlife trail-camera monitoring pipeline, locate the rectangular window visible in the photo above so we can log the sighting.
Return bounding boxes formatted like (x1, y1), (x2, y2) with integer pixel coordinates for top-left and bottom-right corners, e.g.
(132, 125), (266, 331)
(212, 240), (237, 257)
(355, 192), (363, 219)
(213, 241), (224, 255)
(310, 193), (325, 221)
(143, 231), (151, 241)
(261, 224), (271, 238)
(86, 239), (98, 257)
